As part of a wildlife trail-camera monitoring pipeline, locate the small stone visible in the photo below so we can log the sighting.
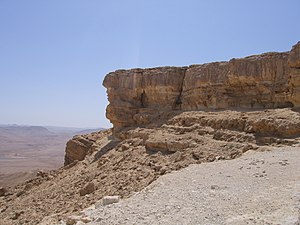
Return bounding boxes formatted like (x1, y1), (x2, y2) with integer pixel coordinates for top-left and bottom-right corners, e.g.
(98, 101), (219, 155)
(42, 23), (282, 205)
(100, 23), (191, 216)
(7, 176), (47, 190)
(121, 143), (130, 151)
(253, 172), (259, 177)
(80, 217), (92, 223)
(79, 182), (95, 196)
(160, 166), (167, 175)
(210, 185), (219, 190)
(278, 160), (289, 166)
(102, 195), (120, 206)
(11, 210), (24, 220)
(171, 151), (182, 162)
(66, 217), (76, 225)
(16, 190), (25, 197)
(154, 164), (162, 171)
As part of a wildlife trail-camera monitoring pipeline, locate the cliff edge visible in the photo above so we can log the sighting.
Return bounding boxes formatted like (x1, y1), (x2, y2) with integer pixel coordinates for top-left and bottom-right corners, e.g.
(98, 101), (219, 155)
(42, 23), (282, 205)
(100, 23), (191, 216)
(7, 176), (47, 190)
(104, 42), (300, 133)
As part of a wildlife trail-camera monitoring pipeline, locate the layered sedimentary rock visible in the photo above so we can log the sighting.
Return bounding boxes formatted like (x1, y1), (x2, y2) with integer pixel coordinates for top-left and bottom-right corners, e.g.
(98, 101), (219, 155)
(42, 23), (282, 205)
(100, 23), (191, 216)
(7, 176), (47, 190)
(3, 43), (300, 225)
(103, 42), (300, 132)
(64, 131), (110, 165)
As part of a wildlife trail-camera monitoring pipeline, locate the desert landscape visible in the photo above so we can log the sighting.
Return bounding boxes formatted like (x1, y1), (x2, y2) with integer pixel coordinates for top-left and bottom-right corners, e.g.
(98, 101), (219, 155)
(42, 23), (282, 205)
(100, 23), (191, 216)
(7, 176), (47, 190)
(0, 41), (299, 224)
(0, 125), (100, 187)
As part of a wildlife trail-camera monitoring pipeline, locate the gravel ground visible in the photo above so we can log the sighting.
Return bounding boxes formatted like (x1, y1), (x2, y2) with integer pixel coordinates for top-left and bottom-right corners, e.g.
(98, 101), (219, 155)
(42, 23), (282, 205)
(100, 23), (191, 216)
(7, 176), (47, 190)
(82, 147), (300, 225)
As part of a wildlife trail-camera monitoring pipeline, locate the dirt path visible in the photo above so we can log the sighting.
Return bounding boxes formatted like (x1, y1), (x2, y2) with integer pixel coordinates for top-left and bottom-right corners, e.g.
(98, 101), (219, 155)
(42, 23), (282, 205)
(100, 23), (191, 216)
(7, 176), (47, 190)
(84, 147), (300, 225)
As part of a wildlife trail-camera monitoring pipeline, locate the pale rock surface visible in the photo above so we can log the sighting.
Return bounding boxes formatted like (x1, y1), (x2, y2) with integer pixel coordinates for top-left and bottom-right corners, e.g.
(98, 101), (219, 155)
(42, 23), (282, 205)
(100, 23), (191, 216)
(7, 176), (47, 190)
(83, 147), (300, 225)
(102, 196), (120, 206)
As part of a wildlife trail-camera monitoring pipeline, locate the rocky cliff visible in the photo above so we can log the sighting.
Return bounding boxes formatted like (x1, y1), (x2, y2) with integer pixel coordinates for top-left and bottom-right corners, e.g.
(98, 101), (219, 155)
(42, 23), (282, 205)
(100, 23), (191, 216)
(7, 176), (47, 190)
(2, 42), (300, 225)
(104, 42), (300, 133)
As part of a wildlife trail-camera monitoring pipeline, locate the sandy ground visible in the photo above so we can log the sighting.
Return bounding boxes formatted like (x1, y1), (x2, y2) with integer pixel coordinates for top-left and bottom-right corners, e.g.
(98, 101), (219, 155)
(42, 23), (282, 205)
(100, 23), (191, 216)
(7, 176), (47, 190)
(83, 147), (300, 225)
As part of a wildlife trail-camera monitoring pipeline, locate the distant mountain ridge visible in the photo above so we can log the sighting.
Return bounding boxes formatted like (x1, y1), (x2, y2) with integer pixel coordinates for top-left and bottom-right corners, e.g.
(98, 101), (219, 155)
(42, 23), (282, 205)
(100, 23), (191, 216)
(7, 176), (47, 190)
(0, 125), (54, 137)
(0, 124), (105, 135)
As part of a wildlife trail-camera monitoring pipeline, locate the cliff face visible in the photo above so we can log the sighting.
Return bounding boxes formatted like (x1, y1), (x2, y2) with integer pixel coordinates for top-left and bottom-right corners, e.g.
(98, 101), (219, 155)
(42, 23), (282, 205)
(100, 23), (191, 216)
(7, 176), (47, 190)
(3, 43), (300, 225)
(103, 42), (300, 132)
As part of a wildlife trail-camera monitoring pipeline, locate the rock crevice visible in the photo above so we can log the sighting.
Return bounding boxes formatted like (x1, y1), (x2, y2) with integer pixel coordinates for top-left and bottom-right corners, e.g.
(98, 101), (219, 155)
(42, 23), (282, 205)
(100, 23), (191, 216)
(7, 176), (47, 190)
(174, 68), (187, 110)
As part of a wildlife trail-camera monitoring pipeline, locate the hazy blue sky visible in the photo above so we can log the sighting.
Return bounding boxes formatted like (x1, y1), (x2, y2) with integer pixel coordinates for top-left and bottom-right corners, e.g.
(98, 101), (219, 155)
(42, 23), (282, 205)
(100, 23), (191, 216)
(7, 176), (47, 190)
(0, 0), (299, 128)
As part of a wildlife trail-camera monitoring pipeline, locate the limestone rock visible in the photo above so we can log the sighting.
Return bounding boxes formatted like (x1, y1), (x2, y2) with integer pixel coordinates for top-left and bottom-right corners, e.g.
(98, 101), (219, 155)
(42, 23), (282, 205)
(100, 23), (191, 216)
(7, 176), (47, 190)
(102, 196), (120, 206)
(64, 131), (110, 165)
(103, 67), (186, 132)
(65, 136), (93, 166)
(103, 42), (300, 133)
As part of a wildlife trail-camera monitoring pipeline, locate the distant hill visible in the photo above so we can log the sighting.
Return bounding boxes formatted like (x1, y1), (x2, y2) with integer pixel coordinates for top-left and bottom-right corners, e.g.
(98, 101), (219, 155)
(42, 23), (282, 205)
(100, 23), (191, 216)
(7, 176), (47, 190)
(45, 126), (104, 135)
(0, 125), (54, 136)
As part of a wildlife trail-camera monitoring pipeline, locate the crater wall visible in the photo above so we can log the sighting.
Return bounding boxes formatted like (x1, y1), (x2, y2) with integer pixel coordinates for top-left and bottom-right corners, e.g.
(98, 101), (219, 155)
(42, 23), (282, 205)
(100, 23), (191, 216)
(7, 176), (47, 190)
(103, 42), (300, 132)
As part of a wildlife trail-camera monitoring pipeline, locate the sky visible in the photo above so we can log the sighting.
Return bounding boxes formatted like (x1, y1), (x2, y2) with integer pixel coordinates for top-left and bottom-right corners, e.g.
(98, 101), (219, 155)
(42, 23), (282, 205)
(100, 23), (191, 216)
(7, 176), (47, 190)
(0, 0), (300, 128)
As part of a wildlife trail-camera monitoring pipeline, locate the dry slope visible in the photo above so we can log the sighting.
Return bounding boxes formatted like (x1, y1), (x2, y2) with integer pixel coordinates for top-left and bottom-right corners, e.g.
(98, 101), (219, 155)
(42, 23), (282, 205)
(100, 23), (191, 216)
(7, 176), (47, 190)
(1, 109), (300, 224)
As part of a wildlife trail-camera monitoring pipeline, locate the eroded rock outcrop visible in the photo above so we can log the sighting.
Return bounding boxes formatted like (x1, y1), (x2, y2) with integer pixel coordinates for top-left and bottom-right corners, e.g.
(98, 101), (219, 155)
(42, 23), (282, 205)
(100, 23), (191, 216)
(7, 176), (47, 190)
(104, 42), (300, 133)
(64, 130), (111, 165)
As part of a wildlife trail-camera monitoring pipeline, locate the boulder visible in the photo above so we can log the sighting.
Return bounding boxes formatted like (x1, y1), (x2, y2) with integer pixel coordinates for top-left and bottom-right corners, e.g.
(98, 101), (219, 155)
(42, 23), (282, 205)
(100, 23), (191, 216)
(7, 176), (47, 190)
(102, 196), (120, 206)
(65, 136), (93, 165)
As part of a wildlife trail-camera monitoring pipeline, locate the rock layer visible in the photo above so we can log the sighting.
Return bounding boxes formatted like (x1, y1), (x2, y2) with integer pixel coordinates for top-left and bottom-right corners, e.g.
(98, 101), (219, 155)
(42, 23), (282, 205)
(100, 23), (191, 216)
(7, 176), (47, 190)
(103, 42), (300, 132)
